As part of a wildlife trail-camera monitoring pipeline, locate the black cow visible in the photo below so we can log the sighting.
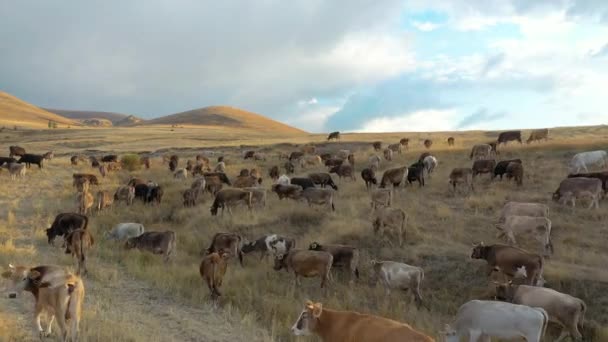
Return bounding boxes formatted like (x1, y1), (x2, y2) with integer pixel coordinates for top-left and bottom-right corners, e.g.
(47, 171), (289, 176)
(134, 183), (163, 204)
(497, 130), (522, 145)
(0, 157), (16, 167)
(290, 177), (316, 190)
(327, 131), (340, 141)
(46, 213), (88, 245)
(308, 173), (339, 190)
(360, 168), (377, 189)
(18, 154), (44, 168)
(494, 159), (522, 180)
(101, 155), (118, 163)
(407, 161), (425, 187)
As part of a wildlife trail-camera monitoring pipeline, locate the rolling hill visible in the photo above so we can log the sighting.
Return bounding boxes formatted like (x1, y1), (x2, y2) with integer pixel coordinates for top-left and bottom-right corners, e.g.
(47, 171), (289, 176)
(44, 108), (143, 126)
(0, 92), (79, 128)
(140, 106), (306, 134)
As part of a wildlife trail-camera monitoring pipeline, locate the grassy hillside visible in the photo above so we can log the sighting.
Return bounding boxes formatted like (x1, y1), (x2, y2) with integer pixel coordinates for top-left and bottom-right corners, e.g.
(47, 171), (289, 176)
(0, 92), (79, 128)
(44, 108), (143, 126)
(141, 106), (307, 134)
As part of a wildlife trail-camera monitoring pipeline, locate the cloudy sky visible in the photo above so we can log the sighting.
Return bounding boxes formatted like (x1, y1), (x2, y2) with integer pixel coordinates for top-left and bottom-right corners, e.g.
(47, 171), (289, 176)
(1, 0), (607, 132)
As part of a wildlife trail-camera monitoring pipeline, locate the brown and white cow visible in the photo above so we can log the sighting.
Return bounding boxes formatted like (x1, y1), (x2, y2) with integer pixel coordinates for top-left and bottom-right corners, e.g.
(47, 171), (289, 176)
(471, 242), (544, 286)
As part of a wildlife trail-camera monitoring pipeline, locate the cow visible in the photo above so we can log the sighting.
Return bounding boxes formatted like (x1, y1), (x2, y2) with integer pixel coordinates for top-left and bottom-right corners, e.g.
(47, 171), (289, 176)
(72, 173), (99, 186)
(527, 128), (549, 144)
(327, 131), (340, 141)
(199, 251), (229, 302)
(105, 223), (145, 241)
(372, 141), (382, 151)
(308, 172), (338, 190)
(140, 156), (151, 169)
(300, 155), (322, 168)
(242, 234), (296, 260)
(423, 139), (432, 149)
(383, 148), (393, 161)
(90, 156), (100, 168)
(500, 202), (549, 222)
(125, 231), (176, 262)
(399, 138), (409, 150)
(443, 300), (548, 342)
(243, 150), (255, 160)
(204, 172), (231, 186)
(319, 153), (333, 162)
(569, 150), (608, 174)
(361, 167), (377, 189)
(324, 157), (344, 168)
(337, 149), (350, 160)
(370, 260), (425, 308)
(183, 188), (200, 207)
(127, 177), (146, 186)
(493, 159), (522, 180)
(271, 184), (303, 200)
(553, 177), (602, 209)
(101, 155), (118, 163)
(96, 190), (113, 211)
(9, 145), (26, 158)
(210, 188), (253, 216)
(407, 161), (425, 187)
(449, 168), (474, 193)
(46, 213), (88, 245)
(497, 216), (553, 256)
(291, 301), (434, 342)
(371, 188), (392, 209)
(1, 264), (85, 341)
(0, 156), (17, 167)
(168, 155), (179, 172)
(379, 167), (408, 189)
(269, 165), (280, 181)
(134, 183), (163, 205)
(418, 152), (431, 162)
(472, 159), (496, 178)
(447, 137), (455, 146)
(422, 155), (438, 177)
(273, 249), (333, 288)
(302, 145), (316, 154)
(234, 175), (259, 188)
(289, 151), (305, 162)
(2, 162), (26, 180)
(329, 163), (355, 181)
(470, 242), (545, 286)
(497, 130), (523, 145)
(368, 155), (381, 170)
(205, 232), (244, 266)
(213, 161), (226, 173)
(70, 156), (79, 166)
(18, 154), (44, 168)
(470, 144), (493, 160)
(114, 185), (135, 205)
(506, 162), (524, 186)
(290, 177), (316, 190)
(568, 171), (608, 191)
(493, 282), (586, 342)
(65, 229), (94, 275)
(301, 188), (335, 211)
(372, 207), (407, 246)
(242, 187), (267, 208)
(276, 174), (291, 185)
(308, 242), (359, 282)
(388, 143), (401, 154)
(76, 188), (94, 216)
(42, 151), (54, 161)
(284, 161), (295, 174)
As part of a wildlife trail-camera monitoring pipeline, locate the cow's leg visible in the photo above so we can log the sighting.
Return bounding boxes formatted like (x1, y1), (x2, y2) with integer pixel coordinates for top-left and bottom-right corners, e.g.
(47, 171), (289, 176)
(555, 328), (570, 342)
(44, 315), (54, 337)
(34, 307), (44, 337)
(468, 329), (483, 342)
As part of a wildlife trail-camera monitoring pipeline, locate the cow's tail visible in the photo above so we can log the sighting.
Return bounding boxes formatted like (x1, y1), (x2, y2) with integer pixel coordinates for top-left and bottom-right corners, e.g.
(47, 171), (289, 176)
(82, 215), (89, 230)
(579, 300), (586, 330)
(79, 233), (86, 264)
(539, 308), (549, 341)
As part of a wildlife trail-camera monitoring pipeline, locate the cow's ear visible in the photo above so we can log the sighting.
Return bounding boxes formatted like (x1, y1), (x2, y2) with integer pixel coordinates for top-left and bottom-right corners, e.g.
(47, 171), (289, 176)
(305, 300), (314, 309)
(312, 303), (323, 318)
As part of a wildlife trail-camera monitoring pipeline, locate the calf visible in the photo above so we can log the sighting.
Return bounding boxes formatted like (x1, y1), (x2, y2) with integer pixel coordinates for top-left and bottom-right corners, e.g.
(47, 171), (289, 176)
(242, 234), (296, 260)
(205, 232), (244, 266)
(65, 229), (94, 275)
(493, 159), (522, 179)
(271, 183), (303, 200)
(370, 188), (392, 209)
(552, 177), (602, 209)
(370, 260), (425, 308)
(472, 159), (496, 178)
(46, 213), (89, 245)
(18, 153), (44, 168)
(361, 167), (377, 189)
(308, 172), (338, 190)
(199, 252), (229, 299)
(114, 185), (135, 205)
(372, 207), (407, 246)
(308, 242), (359, 282)
(443, 300), (548, 342)
(273, 249), (333, 288)
(497, 216), (553, 256)
(290, 177), (316, 190)
(96, 190), (113, 211)
(379, 166), (408, 189)
(106, 223), (145, 241)
(125, 231), (176, 262)
(210, 189), (252, 216)
(301, 188), (335, 211)
(470, 242), (544, 286)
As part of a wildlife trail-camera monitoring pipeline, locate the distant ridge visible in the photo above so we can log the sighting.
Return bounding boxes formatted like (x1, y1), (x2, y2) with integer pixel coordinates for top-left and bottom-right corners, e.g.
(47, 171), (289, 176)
(0, 92), (79, 128)
(45, 108), (143, 126)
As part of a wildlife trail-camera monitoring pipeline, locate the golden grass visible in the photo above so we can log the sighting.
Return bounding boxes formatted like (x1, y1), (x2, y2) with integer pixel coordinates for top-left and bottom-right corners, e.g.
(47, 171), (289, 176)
(0, 92), (79, 129)
(1, 126), (608, 341)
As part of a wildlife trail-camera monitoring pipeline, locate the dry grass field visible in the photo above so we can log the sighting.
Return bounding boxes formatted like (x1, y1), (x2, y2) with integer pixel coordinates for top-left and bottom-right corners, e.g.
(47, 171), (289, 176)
(1, 125), (608, 341)
(0, 92), (80, 129)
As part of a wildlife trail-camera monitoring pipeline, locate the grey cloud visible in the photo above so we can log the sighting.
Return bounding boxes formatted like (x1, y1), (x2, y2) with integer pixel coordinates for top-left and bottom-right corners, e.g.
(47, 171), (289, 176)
(457, 108), (504, 129)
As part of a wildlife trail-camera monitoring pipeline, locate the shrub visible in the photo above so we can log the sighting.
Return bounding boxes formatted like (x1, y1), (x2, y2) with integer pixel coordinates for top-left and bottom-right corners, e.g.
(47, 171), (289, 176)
(121, 154), (141, 171)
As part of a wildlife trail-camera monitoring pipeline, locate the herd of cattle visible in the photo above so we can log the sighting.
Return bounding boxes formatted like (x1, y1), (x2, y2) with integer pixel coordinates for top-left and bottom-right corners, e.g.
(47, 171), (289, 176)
(0, 127), (603, 341)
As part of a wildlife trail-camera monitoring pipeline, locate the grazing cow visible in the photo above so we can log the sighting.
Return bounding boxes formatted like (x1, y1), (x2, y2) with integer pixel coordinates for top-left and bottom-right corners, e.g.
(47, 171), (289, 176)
(568, 171), (608, 191)
(72, 173), (99, 186)
(101, 155), (118, 163)
(308, 172), (339, 190)
(493, 159), (522, 179)
(273, 249), (333, 288)
(388, 143), (401, 154)
(276, 174), (291, 185)
(329, 163), (355, 181)
(242, 187), (267, 208)
(243, 150), (255, 160)
(134, 184), (163, 205)
(449, 168), (474, 193)
(569, 150), (608, 174)
(494, 282), (586, 342)
(553, 177), (602, 209)
(470, 242), (545, 286)
(301, 188), (335, 211)
(472, 159), (496, 178)
(234, 175), (259, 188)
(1, 265), (85, 341)
(447, 137), (455, 146)
(372, 207), (407, 246)
(370, 260), (425, 308)
(65, 229), (94, 275)
(527, 128), (549, 144)
(271, 184), (303, 200)
(399, 138), (409, 150)
(290, 177), (316, 190)
(422, 155), (437, 176)
(253, 152), (266, 161)
(368, 155), (381, 170)
(46, 213), (88, 245)
(379, 167), (408, 189)
(269, 165), (280, 181)
(407, 161), (425, 187)
(324, 157), (344, 168)
(284, 161), (295, 174)
(319, 153), (332, 162)
(125, 231), (176, 262)
(140, 156), (151, 169)
(383, 148), (393, 161)
(308, 242), (359, 281)
(371, 188), (392, 209)
(506, 162), (524, 186)
(18, 154), (44, 168)
(70, 156), (79, 166)
(497, 130), (523, 145)
(2, 162), (26, 180)
(114, 185), (135, 205)
(497, 216), (553, 256)
(361, 167), (377, 189)
(0, 156), (17, 166)
(470, 144), (493, 160)
(9, 145), (26, 157)
(76, 189), (94, 216)
(205, 232), (244, 266)
(242, 234), (296, 260)
(423, 139), (432, 149)
(443, 300), (548, 342)
(96, 190), (113, 211)
(291, 301), (434, 342)
(500, 202), (549, 222)
(327, 131), (340, 141)
(190, 177), (207, 195)
(106, 223), (145, 241)
(210, 188), (253, 216)
(372, 141), (382, 151)
(214, 161), (226, 173)
(300, 155), (322, 168)
(199, 252), (229, 299)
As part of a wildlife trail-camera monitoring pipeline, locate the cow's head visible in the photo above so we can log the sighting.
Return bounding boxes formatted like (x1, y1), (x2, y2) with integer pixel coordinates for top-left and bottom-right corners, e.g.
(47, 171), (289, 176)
(273, 254), (286, 271)
(441, 324), (458, 342)
(493, 280), (518, 302)
(46, 227), (57, 244)
(308, 242), (321, 251)
(1, 264), (46, 298)
(124, 238), (137, 250)
(470, 242), (486, 259)
(291, 301), (322, 336)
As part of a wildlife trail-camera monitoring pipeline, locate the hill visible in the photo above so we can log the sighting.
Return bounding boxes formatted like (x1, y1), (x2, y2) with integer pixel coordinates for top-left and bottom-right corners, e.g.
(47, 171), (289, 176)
(0, 92), (79, 128)
(140, 106), (306, 134)
(44, 108), (143, 126)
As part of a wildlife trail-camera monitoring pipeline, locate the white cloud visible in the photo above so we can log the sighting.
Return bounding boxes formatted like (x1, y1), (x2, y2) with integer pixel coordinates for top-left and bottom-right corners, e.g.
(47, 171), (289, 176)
(412, 21), (441, 31)
(298, 97), (319, 106)
(287, 105), (340, 132)
(357, 109), (460, 132)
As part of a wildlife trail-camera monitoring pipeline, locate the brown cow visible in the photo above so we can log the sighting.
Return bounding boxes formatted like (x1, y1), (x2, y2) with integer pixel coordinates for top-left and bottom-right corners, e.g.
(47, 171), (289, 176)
(472, 159), (496, 178)
(125, 231), (176, 262)
(210, 189), (252, 216)
(271, 184), (303, 200)
(361, 167), (377, 189)
(447, 137), (455, 146)
(379, 167), (408, 189)
(372, 141), (382, 151)
(470, 242), (544, 286)
(399, 138), (409, 150)
(505, 162), (524, 186)
(273, 249), (333, 288)
(76, 187), (94, 216)
(309, 242), (359, 282)
(449, 168), (474, 193)
(423, 139), (432, 149)
(327, 131), (340, 141)
(269, 165), (280, 181)
(526, 128), (549, 144)
(497, 130), (522, 145)
(233, 175), (259, 188)
(199, 252), (229, 299)
(553, 177), (602, 209)
(65, 229), (94, 275)
(72, 173), (99, 186)
(96, 190), (113, 211)
(205, 232), (244, 266)
(329, 163), (356, 181)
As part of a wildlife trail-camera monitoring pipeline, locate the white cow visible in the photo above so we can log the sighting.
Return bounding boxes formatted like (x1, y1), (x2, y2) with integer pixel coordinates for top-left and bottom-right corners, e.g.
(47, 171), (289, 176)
(423, 155), (438, 176)
(444, 300), (549, 342)
(496, 215), (553, 256)
(370, 260), (425, 308)
(106, 223), (145, 240)
(276, 174), (291, 185)
(500, 201), (549, 222)
(569, 150), (608, 174)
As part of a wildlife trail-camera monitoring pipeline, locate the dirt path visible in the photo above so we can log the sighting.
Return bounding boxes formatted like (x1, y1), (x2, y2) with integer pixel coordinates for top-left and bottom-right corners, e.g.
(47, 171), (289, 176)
(0, 171), (270, 342)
